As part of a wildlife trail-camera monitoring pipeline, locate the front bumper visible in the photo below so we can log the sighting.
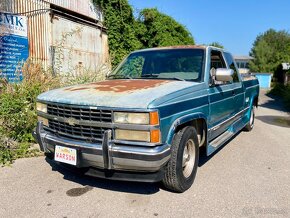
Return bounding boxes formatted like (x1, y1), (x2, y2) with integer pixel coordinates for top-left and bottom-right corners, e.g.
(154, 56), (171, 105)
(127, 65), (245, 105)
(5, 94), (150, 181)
(33, 122), (171, 182)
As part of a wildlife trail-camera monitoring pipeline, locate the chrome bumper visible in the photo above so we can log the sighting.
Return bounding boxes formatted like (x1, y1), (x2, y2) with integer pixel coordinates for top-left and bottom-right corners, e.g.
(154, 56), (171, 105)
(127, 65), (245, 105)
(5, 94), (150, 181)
(33, 122), (171, 173)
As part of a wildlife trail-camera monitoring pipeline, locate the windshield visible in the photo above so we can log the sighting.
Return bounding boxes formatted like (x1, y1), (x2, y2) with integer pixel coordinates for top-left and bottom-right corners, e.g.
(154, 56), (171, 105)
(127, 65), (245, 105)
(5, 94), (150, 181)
(110, 49), (205, 82)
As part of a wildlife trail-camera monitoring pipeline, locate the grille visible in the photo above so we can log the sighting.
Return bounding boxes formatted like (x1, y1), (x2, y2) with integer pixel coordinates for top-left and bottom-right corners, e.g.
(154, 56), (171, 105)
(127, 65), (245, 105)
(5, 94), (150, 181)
(47, 120), (110, 141)
(47, 104), (112, 123)
(46, 103), (112, 141)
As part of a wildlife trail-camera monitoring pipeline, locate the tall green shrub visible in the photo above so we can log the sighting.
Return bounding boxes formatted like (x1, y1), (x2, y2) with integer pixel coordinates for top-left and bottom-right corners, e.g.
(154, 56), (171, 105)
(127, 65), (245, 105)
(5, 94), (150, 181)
(249, 29), (290, 73)
(0, 61), (59, 142)
(269, 84), (290, 111)
(93, 1), (195, 67)
(135, 8), (194, 48)
(0, 59), (109, 165)
(93, 0), (142, 66)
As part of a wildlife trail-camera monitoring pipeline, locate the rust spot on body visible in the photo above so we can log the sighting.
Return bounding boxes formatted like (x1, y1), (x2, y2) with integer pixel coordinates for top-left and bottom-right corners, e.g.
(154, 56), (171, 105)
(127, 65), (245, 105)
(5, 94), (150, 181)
(66, 87), (88, 91)
(65, 79), (171, 93)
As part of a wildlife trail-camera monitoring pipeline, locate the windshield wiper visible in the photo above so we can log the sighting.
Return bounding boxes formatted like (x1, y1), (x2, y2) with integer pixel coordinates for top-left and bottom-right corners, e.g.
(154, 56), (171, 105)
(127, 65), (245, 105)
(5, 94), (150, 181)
(141, 74), (159, 78)
(171, 77), (185, 81)
(141, 74), (185, 81)
(158, 77), (185, 81)
(107, 74), (132, 79)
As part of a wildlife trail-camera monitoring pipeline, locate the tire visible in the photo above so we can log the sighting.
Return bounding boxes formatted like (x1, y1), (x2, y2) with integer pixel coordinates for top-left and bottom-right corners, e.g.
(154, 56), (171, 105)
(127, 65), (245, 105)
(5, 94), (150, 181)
(162, 126), (199, 193)
(244, 105), (255, 131)
(44, 152), (54, 159)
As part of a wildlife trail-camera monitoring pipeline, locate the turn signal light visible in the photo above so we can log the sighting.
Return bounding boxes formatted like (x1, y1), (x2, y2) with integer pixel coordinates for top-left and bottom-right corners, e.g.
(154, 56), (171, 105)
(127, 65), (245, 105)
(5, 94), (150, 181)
(150, 111), (159, 125)
(150, 129), (161, 143)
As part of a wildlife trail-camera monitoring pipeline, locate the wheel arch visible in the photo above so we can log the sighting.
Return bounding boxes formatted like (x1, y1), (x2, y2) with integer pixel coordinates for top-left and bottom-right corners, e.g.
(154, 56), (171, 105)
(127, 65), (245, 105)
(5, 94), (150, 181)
(166, 113), (208, 147)
(253, 95), (259, 108)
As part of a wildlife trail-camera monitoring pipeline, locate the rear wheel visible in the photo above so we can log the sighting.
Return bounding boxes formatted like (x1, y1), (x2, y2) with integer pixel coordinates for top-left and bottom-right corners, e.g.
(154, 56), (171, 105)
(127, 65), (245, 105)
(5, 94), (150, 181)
(162, 126), (199, 193)
(244, 105), (255, 131)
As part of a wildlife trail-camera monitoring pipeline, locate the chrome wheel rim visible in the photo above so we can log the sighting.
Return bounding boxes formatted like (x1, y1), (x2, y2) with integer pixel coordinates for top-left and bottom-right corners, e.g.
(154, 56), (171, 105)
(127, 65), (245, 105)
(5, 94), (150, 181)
(182, 139), (195, 178)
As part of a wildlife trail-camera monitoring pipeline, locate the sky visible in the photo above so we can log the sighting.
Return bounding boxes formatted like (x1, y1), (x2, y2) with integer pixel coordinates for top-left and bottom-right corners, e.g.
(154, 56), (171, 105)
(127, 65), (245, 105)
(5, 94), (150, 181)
(128, 0), (290, 55)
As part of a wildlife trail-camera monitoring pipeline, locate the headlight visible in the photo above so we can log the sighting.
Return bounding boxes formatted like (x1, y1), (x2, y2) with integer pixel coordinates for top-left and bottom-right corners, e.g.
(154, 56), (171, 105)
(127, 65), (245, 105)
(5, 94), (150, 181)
(115, 130), (150, 142)
(114, 111), (159, 125)
(114, 112), (149, 124)
(115, 129), (160, 143)
(36, 102), (47, 113)
(37, 116), (49, 126)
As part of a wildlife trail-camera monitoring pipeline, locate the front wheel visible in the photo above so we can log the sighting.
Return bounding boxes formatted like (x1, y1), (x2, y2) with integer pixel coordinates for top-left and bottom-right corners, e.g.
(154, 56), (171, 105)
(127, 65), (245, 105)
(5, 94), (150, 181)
(162, 126), (199, 193)
(244, 105), (255, 131)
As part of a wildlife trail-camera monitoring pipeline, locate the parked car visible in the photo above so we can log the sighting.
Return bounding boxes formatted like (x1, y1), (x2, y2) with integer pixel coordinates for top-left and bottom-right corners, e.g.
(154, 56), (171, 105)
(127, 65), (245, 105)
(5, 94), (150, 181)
(34, 46), (259, 192)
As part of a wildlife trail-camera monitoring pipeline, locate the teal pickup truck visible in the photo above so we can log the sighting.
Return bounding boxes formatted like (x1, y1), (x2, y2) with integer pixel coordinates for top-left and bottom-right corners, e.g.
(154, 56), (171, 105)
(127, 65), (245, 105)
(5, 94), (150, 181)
(34, 46), (259, 192)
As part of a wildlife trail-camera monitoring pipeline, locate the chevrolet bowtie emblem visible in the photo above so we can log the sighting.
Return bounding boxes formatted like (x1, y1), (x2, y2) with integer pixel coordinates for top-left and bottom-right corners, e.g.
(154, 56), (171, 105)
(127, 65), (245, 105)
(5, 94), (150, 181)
(65, 117), (79, 126)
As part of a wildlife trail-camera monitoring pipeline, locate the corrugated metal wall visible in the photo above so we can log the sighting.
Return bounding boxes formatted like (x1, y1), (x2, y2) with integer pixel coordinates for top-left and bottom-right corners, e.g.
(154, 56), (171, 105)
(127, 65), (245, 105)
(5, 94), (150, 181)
(0, 0), (108, 74)
(1, 0), (51, 68)
(51, 15), (106, 75)
(45, 0), (103, 21)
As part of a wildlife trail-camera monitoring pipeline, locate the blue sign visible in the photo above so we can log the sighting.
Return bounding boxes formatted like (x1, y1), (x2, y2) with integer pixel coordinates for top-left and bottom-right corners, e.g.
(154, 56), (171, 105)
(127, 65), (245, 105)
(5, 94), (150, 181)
(0, 12), (29, 82)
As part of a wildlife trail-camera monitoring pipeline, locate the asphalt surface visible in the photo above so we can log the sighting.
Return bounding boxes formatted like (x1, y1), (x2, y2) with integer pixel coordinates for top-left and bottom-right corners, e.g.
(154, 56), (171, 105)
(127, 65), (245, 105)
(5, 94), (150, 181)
(0, 91), (290, 218)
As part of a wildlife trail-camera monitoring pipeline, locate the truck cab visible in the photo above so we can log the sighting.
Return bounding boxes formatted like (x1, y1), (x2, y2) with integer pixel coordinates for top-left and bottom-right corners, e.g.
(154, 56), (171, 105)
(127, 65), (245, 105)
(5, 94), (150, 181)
(34, 46), (259, 192)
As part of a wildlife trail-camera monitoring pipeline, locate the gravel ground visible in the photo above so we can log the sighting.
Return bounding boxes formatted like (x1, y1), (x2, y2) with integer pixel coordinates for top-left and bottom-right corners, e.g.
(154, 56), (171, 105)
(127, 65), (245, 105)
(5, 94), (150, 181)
(0, 91), (289, 218)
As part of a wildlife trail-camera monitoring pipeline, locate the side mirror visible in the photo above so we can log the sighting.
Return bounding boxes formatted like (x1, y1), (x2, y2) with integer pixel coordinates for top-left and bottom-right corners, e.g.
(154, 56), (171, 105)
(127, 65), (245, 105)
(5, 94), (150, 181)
(215, 68), (234, 82)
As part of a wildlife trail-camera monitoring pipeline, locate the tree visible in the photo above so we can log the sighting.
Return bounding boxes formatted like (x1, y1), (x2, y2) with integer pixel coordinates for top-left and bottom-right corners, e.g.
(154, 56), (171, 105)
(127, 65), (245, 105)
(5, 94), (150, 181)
(93, 2), (195, 66)
(135, 8), (194, 48)
(249, 29), (290, 73)
(93, 0), (142, 66)
(208, 42), (224, 49)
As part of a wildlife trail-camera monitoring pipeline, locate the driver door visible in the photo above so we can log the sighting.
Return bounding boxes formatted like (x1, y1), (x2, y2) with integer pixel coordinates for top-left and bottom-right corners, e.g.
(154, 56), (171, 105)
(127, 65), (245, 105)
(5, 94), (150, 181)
(208, 50), (236, 140)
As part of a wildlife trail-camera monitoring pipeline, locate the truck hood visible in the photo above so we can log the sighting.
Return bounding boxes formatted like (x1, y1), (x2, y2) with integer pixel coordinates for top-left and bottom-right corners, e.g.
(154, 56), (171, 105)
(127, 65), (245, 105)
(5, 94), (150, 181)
(37, 79), (197, 108)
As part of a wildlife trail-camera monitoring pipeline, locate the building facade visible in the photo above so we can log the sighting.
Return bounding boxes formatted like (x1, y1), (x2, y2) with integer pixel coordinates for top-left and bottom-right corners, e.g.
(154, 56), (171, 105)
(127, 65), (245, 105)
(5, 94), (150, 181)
(0, 0), (109, 75)
(234, 55), (254, 74)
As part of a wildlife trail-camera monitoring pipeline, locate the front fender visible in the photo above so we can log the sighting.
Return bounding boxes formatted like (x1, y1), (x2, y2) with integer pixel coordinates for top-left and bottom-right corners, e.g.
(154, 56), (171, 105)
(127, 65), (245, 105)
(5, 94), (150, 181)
(165, 113), (208, 145)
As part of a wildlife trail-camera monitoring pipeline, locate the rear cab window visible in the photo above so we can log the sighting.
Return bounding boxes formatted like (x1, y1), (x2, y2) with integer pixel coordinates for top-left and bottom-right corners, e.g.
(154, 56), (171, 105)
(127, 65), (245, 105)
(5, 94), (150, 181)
(209, 49), (241, 85)
(209, 50), (227, 85)
(223, 52), (240, 83)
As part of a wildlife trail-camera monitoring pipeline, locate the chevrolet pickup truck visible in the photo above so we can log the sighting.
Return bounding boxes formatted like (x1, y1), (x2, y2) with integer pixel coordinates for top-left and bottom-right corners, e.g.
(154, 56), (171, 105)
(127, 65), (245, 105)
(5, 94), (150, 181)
(34, 46), (259, 192)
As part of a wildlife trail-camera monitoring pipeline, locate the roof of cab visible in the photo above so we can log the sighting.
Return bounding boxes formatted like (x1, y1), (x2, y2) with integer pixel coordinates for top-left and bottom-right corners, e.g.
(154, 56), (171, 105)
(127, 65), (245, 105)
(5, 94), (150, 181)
(131, 45), (225, 53)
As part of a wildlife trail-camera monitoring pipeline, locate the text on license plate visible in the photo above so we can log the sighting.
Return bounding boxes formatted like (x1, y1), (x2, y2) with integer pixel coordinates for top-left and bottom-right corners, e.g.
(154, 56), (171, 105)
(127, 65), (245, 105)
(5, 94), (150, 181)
(54, 145), (77, 166)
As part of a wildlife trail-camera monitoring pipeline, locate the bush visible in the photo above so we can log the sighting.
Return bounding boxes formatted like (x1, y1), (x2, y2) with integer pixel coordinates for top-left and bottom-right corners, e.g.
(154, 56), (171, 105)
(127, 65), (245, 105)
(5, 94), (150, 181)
(0, 61), (60, 165)
(0, 60), (108, 166)
(269, 83), (290, 111)
(0, 61), (59, 142)
(0, 135), (41, 166)
(0, 138), (14, 166)
(269, 83), (286, 96)
(284, 86), (290, 109)
(61, 65), (108, 86)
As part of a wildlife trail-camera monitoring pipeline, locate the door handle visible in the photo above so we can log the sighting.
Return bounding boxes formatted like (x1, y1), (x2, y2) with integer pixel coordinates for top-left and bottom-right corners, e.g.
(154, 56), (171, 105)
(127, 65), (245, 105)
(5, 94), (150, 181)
(232, 90), (236, 96)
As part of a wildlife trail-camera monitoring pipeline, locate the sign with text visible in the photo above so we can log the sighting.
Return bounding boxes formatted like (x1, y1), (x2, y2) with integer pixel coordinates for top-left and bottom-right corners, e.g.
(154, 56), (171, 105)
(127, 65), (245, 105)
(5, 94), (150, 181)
(0, 12), (29, 82)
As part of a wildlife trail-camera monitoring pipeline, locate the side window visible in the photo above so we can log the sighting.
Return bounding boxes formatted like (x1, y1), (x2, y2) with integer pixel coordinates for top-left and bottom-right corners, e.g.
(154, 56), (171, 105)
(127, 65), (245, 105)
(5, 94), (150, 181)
(210, 50), (227, 85)
(224, 52), (240, 83)
(210, 50), (226, 69)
